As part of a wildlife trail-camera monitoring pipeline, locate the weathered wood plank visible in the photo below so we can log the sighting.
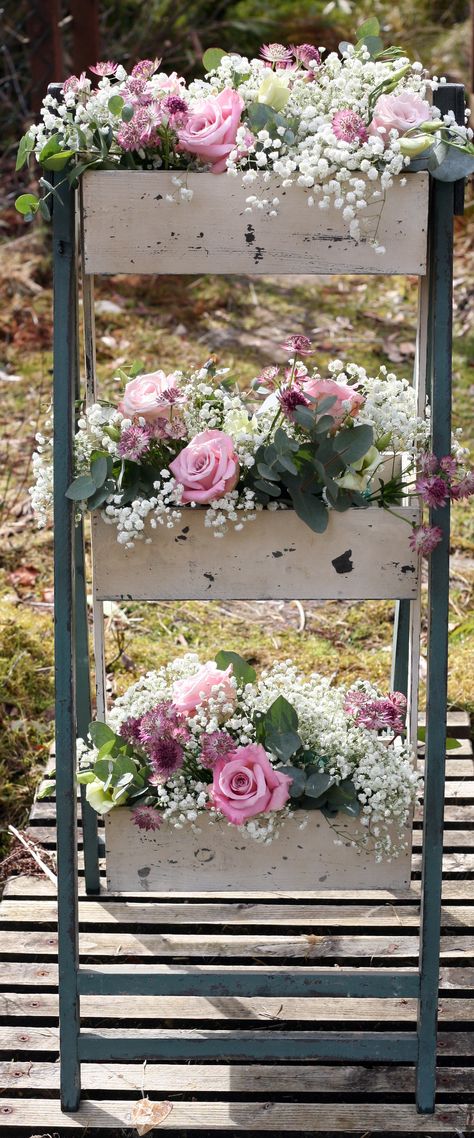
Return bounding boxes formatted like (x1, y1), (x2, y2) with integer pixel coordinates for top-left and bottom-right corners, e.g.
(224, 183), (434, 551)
(1, 1096), (473, 1130)
(5, 875), (474, 900)
(92, 509), (421, 603)
(1, 991), (473, 1021)
(1, 898), (473, 928)
(82, 170), (429, 277)
(1, 930), (472, 958)
(2, 1060), (473, 1094)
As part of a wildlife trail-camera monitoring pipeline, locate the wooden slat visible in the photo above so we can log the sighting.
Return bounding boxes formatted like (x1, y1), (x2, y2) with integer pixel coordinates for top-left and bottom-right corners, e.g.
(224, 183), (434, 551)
(1, 991), (473, 1022)
(1, 1097), (473, 1130)
(1, 898), (473, 927)
(1, 1060), (474, 1094)
(82, 169), (429, 277)
(4, 875), (474, 900)
(1, 930), (472, 958)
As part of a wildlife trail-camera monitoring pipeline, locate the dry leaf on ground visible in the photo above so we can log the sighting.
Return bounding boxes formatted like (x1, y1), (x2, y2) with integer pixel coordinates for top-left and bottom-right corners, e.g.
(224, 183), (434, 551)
(130, 1097), (173, 1134)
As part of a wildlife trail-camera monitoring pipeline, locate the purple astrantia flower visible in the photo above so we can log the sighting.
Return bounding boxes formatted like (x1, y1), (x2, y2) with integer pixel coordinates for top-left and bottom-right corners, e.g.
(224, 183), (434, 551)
(279, 387), (309, 418)
(200, 730), (237, 770)
(118, 423), (153, 461)
(254, 365), (280, 390)
(415, 474), (449, 508)
(439, 455), (458, 478)
(292, 44), (321, 68)
(419, 452), (439, 475)
(332, 109), (368, 144)
(450, 472), (474, 500)
(281, 334), (313, 356)
(139, 701), (190, 746)
(131, 59), (161, 80)
(260, 43), (294, 67)
(146, 736), (184, 777)
(132, 805), (163, 831)
(119, 715), (143, 745)
(409, 524), (443, 556)
(162, 95), (189, 126)
(89, 61), (118, 77)
(344, 690), (407, 734)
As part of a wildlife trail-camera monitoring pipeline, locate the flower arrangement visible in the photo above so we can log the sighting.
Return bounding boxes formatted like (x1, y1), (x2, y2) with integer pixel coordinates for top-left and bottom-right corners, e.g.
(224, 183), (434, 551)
(31, 338), (473, 552)
(75, 650), (419, 860)
(16, 18), (474, 243)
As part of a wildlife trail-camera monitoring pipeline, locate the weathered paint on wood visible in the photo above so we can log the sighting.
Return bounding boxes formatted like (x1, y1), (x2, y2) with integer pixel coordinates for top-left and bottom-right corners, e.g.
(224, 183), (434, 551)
(81, 170), (429, 277)
(104, 809), (412, 893)
(92, 507), (421, 602)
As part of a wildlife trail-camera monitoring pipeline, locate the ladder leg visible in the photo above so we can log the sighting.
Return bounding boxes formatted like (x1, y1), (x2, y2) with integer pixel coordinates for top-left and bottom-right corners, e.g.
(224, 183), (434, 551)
(391, 600), (410, 696)
(75, 523), (100, 894)
(416, 174), (456, 1114)
(53, 171), (81, 1112)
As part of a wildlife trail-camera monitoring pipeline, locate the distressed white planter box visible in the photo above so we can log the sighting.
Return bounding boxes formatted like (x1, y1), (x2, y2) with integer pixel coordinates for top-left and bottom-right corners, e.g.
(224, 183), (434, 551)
(105, 809), (412, 892)
(81, 170), (429, 277)
(92, 506), (420, 602)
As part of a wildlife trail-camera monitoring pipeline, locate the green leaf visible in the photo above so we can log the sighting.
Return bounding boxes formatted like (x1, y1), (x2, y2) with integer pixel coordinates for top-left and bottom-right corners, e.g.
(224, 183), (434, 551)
(257, 462), (280, 482)
(65, 473), (97, 501)
(254, 478), (281, 497)
(277, 454), (298, 476)
(262, 696), (302, 761)
(91, 454), (108, 489)
(215, 650), (256, 687)
(37, 780), (56, 800)
(327, 778), (358, 807)
(93, 757), (114, 784)
(16, 131), (35, 171)
(108, 94), (125, 115)
(38, 198), (51, 221)
(121, 104), (135, 123)
(15, 193), (39, 216)
(332, 424), (375, 467)
(264, 695), (298, 733)
(357, 16), (380, 38)
(288, 488), (328, 534)
(39, 134), (62, 162)
(96, 738), (117, 760)
(42, 150), (75, 171)
(358, 35), (384, 57)
(77, 769), (96, 784)
(89, 721), (116, 748)
(305, 771), (335, 798)
(417, 728), (462, 750)
(202, 47), (226, 72)
(278, 765), (306, 797)
(338, 799), (361, 817)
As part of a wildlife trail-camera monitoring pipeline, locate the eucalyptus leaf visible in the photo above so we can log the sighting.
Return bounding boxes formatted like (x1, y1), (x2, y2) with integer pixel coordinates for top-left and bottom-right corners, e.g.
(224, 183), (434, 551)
(39, 134), (62, 162)
(91, 454), (109, 488)
(121, 104), (135, 123)
(42, 150), (75, 171)
(108, 94), (125, 115)
(278, 765), (306, 797)
(65, 474), (97, 501)
(357, 16), (380, 37)
(431, 147), (474, 182)
(265, 727), (302, 761)
(254, 478), (281, 497)
(15, 193), (39, 217)
(305, 770), (335, 798)
(16, 132), (35, 171)
(202, 47), (226, 72)
(89, 721), (116, 748)
(215, 650), (256, 688)
(76, 769), (96, 784)
(288, 489), (328, 533)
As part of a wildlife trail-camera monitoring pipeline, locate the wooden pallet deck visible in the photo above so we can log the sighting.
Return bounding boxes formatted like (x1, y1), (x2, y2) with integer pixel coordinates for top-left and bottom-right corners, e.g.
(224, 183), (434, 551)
(0, 714), (472, 1134)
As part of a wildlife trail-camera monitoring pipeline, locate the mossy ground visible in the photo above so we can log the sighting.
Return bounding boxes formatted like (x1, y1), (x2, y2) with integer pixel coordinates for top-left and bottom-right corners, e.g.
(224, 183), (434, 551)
(0, 219), (473, 861)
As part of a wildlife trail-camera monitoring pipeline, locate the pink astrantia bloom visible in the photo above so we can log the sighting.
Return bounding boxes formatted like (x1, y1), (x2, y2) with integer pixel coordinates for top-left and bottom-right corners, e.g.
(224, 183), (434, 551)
(292, 44), (321, 68)
(332, 109), (368, 144)
(118, 423), (153, 461)
(409, 524), (443, 556)
(119, 715), (142, 745)
(281, 334), (313, 356)
(212, 743), (292, 825)
(162, 95), (190, 126)
(63, 72), (89, 96)
(89, 61), (118, 77)
(138, 700), (190, 778)
(419, 452), (439, 475)
(345, 691), (407, 734)
(450, 472), (474, 500)
(415, 474), (449, 508)
(254, 365), (280, 390)
(132, 805), (163, 831)
(260, 43), (294, 67)
(279, 387), (309, 418)
(439, 455), (458, 478)
(131, 59), (161, 80)
(200, 730), (237, 769)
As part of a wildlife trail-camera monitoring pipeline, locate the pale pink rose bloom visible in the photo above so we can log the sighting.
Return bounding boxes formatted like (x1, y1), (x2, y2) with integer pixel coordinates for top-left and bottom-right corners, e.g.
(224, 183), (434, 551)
(172, 662), (236, 715)
(169, 429), (239, 503)
(178, 88), (244, 173)
(368, 92), (431, 141)
(302, 376), (364, 425)
(118, 371), (181, 422)
(212, 743), (292, 825)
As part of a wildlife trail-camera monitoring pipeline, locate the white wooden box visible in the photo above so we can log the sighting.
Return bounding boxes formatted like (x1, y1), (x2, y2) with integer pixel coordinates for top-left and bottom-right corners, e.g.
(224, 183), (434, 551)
(105, 809), (412, 892)
(92, 506), (421, 602)
(81, 171), (429, 277)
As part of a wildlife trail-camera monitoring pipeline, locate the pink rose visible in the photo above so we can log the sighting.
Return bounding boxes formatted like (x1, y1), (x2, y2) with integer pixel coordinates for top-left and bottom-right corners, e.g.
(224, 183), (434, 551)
(302, 377), (364, 425)
(178, 88), (244, 173)
(172, 662), (236, 714)
(169, 429), (239, 503)
(212, 743), (292, 825)
(119, 370), (182, 422)
(368, 92), (431, 142)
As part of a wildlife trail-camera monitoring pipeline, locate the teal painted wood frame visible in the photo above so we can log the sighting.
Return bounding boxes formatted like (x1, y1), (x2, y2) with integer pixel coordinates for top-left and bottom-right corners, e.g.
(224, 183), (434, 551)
(51, 84), (464, 1115)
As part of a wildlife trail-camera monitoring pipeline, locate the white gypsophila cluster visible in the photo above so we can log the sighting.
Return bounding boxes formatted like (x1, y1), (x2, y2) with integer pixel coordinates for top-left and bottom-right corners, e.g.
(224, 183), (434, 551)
(326, 360), (430, 452)
(94, 653), (419, 855)
(29, 422), (54, 526)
